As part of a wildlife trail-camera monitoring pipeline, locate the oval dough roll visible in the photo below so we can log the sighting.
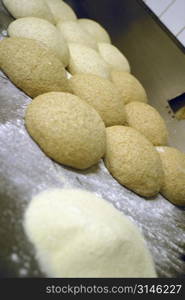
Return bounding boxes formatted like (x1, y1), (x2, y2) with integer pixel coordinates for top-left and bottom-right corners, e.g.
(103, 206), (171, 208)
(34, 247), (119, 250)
(68, 43), (110, 79)
(111, 70), (148, 104)
(0, 37), (70, 98)
(105, 126), (164, 197)
(156, 146), (185, 206)
(2, 0), (54, 24)
(78, 18), (111, 43)
(57, 20), (97, 50)
(125, 102), (168, 146)
(8, 17), (69, 67)
(45, 0), (77, 24)
(98, 43), (130, 73)
(69, 73), (126, 127)
(25, 92), (106, 169)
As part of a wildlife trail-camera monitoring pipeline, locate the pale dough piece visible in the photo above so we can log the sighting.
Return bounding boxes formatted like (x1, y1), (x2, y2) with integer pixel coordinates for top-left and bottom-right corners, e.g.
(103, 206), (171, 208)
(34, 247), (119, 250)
(0, 37), (70, 98)
(8, 17), (69, 67)
(25, 92), (106, 169)
(78, 18), (111, 43)
(125, 102), (168, 146)
(105, 126), (164, 198)
(111, 70), (148, 104)
(68, 43), (110, 79)
(69, 73), (126, 127)
(156, 146), (185, 206)
(45, 0), (77, 24)
(57, 20), (97, 50)
(98, 43), (131, 73)
(2, 0), (54, 24)
(24, 188), (157, 278)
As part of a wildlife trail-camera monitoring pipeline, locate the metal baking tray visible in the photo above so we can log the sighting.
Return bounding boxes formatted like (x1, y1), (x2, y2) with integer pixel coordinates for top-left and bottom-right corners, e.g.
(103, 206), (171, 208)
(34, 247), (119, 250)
(0, 0), (185, 278)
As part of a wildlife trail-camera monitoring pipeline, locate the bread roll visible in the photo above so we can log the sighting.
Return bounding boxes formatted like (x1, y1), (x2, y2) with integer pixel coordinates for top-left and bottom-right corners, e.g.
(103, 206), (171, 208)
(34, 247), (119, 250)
(111, 71), (148, 104)
(8, 17), (69, 67)
(68, 43), (110, 79)
(156, 146), (185, 206)
(105, 126), (164, 197)
(69, 73), (126, 126)
(78, 18), (111, 43)
(125, 102), (168, 146)
(45, 0), (77, 24)
(25, 92), (106, 169)
(98, 43), (130, 72)
(57, 20), (97, 49)
(0, 37), (70, 98)
(2, 0), (54, 24)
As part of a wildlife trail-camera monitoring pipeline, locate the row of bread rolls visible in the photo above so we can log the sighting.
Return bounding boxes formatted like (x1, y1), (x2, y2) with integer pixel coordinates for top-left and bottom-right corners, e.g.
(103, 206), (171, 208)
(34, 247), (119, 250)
(3, 1), (131, 76)
(24, 89), (185, 207)
(2, 0), (77, 24)
(1, 0), (185, 207)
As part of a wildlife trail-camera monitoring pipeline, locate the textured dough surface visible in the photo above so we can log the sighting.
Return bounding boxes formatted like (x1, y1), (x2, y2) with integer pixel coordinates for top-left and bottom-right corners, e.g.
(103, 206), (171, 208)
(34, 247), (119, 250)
(69, 73), (126, 126)
(78, 18), (111, 43)
(111, 71), (148, 104)
(68, 43), (110, 78)
(24, 188), (157, 278)
(45, 0), (77, 24)
(0, 37), (70, 98)
(156, 147), (185, 206)
(105, 126), (164, 197)
(2, 0), (54, 24)
(98, 43), (130, 73)
(8, 17), (69, 67)
(57, 20), (97, 50)
(125, 102), (168, 146)
(25, 92), (106, 169)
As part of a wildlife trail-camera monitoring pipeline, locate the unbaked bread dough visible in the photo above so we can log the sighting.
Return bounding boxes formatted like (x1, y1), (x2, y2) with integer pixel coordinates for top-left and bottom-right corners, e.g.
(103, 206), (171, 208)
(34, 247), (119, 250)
(24, 188), (157, 278)
(69, 73), (126, 126)
(156, 146), (185, 206)
(2, 0), (54, 24)
(57, 20), (97, 50)
(8, 17), (69, 67)
(104, 126), (164, 198)
(125, 102), (168, 146)
(111, 70), (148, 104)
(98, 43), (131, 73)
(45, 0), (77, 24)
(78, 18), (111, 43)
(0, 37), (70, 98)
(68, 43), (110, 78)
(25, 92), (106, 169)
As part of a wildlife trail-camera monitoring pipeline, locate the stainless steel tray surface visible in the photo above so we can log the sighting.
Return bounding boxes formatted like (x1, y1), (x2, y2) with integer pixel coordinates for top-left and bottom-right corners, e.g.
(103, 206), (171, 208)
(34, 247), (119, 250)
(0, 0), (185, 278)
